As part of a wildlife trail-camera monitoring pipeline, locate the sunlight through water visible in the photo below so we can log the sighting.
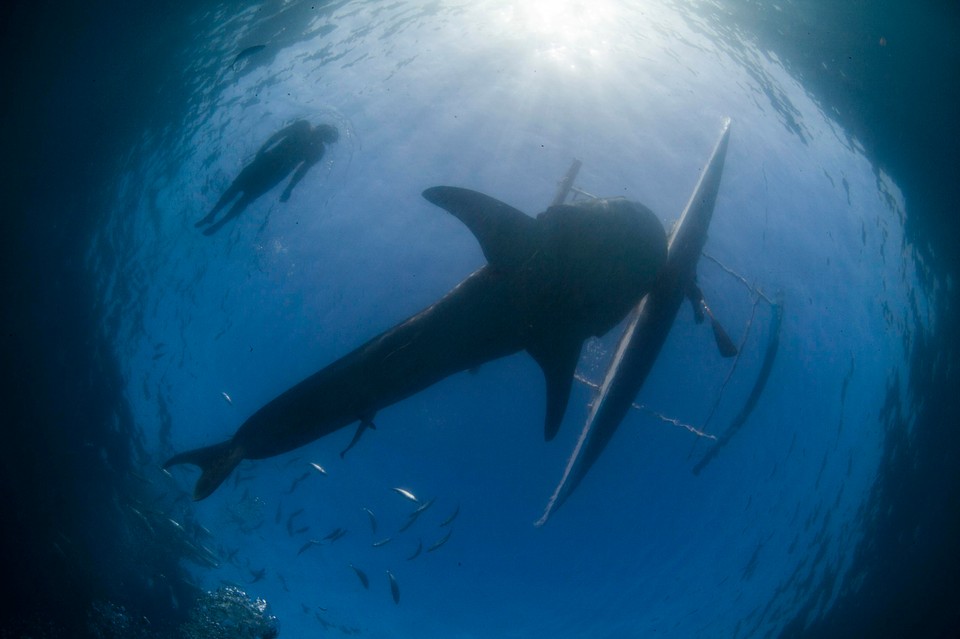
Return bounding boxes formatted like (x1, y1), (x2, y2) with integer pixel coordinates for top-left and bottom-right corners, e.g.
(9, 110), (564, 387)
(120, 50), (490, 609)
(77, 1), (931, 637)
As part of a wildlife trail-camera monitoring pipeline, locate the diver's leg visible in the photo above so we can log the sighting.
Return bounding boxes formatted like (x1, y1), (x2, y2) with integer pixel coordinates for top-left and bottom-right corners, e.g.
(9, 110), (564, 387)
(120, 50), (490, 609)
(202, 195), (251, 236)
(196, 183), (241, 227)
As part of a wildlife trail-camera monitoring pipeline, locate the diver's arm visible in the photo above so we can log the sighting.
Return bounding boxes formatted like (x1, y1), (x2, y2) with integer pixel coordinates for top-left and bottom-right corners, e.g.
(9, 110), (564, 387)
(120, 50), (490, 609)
(280, 132), (324, 201)
(257, 121), (307, 156)
(280, 161), (313, 202)
(257, 129), (286, 156)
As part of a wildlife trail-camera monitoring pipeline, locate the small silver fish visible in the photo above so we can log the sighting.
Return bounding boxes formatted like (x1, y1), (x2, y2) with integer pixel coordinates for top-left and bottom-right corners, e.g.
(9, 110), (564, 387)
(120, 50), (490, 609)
(398, 514), (420, 533)
(406, 539), (422, 561)
(427, 530), (452, 552)
(413, 496), (435, 515)
(297, 539), (321, 556)
(323, 527), (345, 541)
(310, 462), (327, 475)
(399, 498), (434, 532)
(349, 564), (369, 589)
(392, 487), (419, 504)
(372, 537), (392, 547)
(221, 392), (232, 405)
(362, 507), (377, 533)
(386, 570), (400, 604)
(440, 503), (460, 527)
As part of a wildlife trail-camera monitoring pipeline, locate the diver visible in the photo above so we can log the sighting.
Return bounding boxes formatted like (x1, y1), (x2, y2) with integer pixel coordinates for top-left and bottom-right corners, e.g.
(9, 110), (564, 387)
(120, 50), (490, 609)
(195, 119), (339, 235)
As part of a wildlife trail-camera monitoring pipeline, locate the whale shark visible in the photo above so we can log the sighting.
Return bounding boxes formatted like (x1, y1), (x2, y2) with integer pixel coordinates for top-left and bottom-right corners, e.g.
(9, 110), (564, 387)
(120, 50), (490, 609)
(164, 186), (667, 500)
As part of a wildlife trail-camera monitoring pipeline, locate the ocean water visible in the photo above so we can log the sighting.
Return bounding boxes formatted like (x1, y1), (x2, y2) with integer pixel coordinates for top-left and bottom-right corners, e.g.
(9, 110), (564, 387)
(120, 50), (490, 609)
(2, 1), (958, 638)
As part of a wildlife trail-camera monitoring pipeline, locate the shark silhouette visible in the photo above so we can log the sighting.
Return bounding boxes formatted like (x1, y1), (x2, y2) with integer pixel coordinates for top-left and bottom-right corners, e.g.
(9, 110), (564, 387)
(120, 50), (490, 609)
(165, 186), (667, 500)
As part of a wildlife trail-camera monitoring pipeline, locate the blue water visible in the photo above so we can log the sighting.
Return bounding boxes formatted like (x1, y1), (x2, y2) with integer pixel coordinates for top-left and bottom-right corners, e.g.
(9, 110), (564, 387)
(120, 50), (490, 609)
(3, 1), (958, 638)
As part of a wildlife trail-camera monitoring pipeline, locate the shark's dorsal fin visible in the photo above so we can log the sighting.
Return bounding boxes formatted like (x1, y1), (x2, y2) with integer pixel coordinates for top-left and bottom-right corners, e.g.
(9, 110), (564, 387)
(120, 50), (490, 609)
(527, 334), (584, 441)
(422, 187), (537, 269)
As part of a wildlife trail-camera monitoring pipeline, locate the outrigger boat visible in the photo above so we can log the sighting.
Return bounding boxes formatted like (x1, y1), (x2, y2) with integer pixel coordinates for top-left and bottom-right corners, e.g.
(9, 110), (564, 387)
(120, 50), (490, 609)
(537, 119), (739, 526)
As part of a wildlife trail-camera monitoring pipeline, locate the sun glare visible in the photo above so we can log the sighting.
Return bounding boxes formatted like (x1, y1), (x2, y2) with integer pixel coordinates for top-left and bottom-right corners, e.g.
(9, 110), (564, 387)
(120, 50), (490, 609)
(495, 0), (624, 67)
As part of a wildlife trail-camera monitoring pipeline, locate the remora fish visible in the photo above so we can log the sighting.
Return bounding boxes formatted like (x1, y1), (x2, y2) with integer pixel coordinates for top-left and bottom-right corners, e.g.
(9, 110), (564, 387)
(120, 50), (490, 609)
(164, 187), (667, 500)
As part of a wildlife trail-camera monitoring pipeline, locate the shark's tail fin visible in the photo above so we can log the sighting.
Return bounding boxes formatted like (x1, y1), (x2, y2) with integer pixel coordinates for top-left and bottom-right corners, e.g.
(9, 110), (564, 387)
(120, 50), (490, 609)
(163, 440), (243, 501)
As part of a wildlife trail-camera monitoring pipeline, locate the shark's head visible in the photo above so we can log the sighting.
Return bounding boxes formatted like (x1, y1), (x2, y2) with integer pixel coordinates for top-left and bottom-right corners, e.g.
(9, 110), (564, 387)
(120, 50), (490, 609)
(538, 197), (667, 337)
(422, 186), (667, 340)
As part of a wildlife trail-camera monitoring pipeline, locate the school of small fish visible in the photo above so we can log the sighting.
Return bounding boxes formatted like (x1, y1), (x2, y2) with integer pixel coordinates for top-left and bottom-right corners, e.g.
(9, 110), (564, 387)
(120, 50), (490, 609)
(161, 449), (462, 632)
(272, 459), (460, 612)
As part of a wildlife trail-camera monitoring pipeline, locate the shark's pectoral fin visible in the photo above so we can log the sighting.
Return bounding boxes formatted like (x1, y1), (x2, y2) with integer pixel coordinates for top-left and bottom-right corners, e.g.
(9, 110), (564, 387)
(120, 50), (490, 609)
(422, 187), (537, 269)
(528, 336), (584, 441)
(710, 318), (738, 358)
(687, 280), (737, 358)
(686, 282), (706, 324)
(341, 415), (376, 459)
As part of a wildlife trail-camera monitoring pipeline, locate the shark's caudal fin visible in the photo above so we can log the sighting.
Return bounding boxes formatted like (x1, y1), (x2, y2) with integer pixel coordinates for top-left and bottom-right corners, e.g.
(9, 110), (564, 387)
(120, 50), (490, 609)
(163, 441), (243, 501)
(422, 187), (537, 269)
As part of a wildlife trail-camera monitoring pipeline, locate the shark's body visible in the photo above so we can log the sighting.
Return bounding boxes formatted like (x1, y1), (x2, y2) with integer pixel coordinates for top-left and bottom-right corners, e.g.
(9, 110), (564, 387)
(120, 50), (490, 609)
(165, 186), (667, 500)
